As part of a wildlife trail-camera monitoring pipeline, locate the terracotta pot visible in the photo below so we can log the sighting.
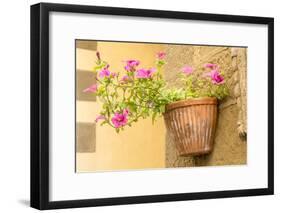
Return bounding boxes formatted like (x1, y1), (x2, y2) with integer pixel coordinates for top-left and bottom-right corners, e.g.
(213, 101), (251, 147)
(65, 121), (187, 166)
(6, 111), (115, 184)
(164, 97), (218, 156)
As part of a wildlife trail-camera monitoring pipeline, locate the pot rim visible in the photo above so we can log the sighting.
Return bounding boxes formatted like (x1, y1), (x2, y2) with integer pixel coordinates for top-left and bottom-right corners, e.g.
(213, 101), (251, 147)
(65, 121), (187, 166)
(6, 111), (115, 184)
(165, 97), (218, 112)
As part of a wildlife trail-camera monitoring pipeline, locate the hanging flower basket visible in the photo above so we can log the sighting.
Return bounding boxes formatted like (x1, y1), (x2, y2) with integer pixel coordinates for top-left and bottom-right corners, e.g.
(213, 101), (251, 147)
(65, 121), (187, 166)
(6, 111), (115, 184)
(164, 97), (218, 156)
(83, 51), (228, 156)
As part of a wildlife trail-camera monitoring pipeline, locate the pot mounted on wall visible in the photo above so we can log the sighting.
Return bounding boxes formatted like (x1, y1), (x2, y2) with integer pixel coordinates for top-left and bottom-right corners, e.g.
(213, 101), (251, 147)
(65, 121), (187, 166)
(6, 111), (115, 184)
(164, 97), (218, 156)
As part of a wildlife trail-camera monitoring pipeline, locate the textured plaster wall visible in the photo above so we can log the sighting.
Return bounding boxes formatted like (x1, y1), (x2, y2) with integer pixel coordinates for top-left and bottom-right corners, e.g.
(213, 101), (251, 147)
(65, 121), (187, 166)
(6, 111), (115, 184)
(164, 45), (247, 167)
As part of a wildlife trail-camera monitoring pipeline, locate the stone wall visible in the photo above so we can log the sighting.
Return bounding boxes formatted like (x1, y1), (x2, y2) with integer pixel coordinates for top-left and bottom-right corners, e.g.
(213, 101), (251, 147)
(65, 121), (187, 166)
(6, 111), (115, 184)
(164, 45), (247, 167)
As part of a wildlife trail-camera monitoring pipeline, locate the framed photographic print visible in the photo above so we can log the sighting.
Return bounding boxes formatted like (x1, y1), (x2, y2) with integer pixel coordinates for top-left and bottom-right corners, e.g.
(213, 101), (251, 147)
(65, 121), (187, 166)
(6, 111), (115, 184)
(30, 2), (274, 210)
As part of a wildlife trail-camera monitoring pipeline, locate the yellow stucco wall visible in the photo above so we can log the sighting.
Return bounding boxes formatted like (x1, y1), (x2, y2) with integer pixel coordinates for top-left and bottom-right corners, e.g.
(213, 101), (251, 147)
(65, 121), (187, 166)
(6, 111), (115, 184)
(76, 41), (166, 172)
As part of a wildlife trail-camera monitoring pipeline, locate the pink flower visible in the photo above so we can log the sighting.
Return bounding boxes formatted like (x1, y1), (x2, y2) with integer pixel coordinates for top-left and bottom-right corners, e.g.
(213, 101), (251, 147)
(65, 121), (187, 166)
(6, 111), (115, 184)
(204, 63), (218, 69)
(99, 67), (111, 78)
(83, 84), (98, 93)
(136, 68), (156, 79)
(120, 75), (130, 83)
(95, 115), (105, 123)
(206, 69), (225, 85)
(122, 75), (129, 81)
(182, 65), (193, 75)
(124, 60), (140, 72)
(156, 52), (166, 60)
(111, 109), (129, 128)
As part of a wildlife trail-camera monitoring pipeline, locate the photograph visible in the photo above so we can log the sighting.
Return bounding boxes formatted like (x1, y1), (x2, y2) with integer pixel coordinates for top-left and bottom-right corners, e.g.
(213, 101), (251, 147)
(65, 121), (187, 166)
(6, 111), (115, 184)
(75, 40), (247, 172)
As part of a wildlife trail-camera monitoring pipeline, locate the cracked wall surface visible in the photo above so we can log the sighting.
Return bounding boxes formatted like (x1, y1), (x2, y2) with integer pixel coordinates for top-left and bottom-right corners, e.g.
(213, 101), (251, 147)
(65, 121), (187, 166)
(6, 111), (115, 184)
(164, 45), (247, 167)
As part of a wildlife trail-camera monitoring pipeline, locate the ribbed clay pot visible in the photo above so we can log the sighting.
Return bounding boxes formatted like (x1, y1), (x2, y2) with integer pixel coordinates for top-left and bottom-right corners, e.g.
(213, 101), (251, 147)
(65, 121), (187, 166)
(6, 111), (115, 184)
(164, 97), (218, 156)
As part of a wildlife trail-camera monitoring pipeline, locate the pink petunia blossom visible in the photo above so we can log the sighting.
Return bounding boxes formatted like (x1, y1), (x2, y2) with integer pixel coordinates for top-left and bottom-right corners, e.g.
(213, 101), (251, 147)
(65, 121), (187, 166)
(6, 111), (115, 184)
(120, 75), (130, 83)
(182, 65), (193, 75)
(111, 109), (129, 128)
(206, 69), (225, 85)
(135, 68), (156, 79)
(95, 115), (105, 123)
(83, 84), (98, 93)
(124, 60), (140, 72)
(99, 67), (111, 78)
(204, 63), (218, 70)
(156, 52), (166, 60)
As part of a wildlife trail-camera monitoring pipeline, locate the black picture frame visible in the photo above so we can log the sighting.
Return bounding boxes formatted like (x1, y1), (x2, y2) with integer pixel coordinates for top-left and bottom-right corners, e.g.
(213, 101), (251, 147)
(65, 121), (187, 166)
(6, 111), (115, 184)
(30, 2), (274, 210)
